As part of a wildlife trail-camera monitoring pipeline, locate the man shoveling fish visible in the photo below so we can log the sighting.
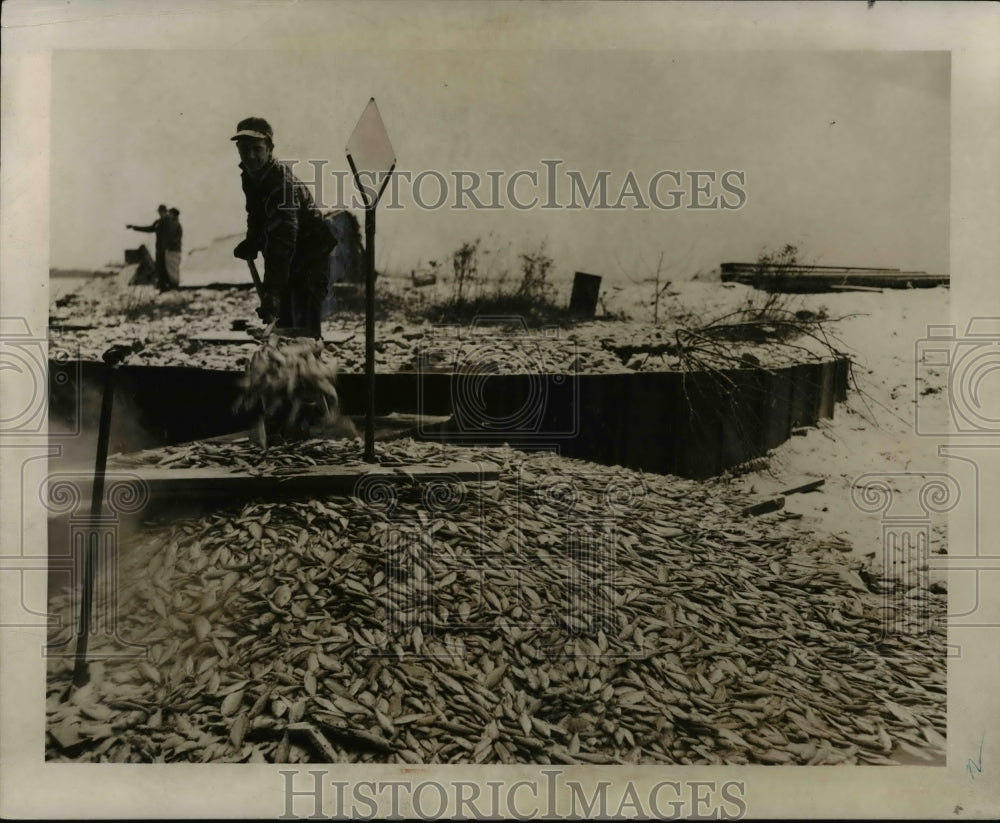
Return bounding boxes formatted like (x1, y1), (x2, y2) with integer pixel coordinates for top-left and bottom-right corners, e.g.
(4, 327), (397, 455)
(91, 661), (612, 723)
(231, 116), (336, 339)
(228, 116), (359, 447)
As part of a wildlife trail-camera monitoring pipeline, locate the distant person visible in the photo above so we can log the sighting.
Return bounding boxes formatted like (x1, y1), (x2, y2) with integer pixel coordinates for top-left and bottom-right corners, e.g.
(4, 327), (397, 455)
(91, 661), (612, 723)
(230, 117), (336, 338)
(162, 207), (183, 290)
(126, 204), (169, 289)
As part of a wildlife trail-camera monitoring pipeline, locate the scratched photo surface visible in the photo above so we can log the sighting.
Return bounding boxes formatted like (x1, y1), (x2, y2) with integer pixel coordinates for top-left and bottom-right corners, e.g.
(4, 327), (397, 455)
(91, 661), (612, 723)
(2, 1), (999, 820)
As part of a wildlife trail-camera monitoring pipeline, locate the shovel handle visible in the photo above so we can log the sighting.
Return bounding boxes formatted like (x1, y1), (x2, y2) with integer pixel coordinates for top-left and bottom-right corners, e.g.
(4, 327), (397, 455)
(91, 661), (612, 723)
(246, 259), (264, 300)
(246, 259), (278, 337)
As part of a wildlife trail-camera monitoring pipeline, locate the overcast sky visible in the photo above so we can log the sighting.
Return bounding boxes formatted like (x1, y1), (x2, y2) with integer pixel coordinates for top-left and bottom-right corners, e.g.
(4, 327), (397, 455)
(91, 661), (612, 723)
(50, 30), (949, 281)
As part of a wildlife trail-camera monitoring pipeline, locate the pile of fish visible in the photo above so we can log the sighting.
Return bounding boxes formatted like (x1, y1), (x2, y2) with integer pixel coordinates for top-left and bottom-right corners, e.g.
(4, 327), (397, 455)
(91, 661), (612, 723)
(233, 337), (345, 447)
(46, 440), (946, 765)
(48, 278), (836, 375)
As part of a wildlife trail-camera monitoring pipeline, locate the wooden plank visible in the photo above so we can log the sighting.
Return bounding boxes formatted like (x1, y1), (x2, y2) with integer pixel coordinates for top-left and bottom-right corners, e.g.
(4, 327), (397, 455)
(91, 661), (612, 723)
(371, 413), (451, 441)
(722, 262), (905, 275)
(780, 477), (825, 496)
(82, 460), (499, 504)
(49, 321), (97, 331)
(189, 331), (258, 344)
(189, 329), (357, 345)
(177, 282), (256, 291)
(720, 262), (949, 293)
(829, 284), (884, 293)
(186, 413), (452, 447)
(741, 496), (785, 517)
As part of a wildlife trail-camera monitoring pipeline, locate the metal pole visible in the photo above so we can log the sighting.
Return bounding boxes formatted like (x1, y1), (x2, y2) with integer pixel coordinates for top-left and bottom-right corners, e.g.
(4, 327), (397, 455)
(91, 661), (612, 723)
(364, 205), (376, 463)
(348, 138), (393, 465)
(71, 355), (116, 688)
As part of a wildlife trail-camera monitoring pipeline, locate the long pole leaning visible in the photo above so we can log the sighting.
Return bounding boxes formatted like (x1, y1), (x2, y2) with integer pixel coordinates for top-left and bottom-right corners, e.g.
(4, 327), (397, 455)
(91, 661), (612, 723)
(71, 345), (130, 689)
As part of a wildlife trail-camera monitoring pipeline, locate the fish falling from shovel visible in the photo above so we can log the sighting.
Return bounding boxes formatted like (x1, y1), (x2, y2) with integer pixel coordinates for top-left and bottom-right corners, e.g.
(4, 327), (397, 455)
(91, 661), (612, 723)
(234, 334), (356, 448)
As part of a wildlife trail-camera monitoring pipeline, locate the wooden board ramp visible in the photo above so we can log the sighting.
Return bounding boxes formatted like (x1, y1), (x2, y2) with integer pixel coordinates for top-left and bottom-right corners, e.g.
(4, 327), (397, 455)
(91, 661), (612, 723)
(86, 460), (500, 507)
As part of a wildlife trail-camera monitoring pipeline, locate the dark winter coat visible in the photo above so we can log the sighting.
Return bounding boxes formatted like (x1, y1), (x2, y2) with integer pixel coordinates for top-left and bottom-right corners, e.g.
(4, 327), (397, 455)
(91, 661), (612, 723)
(131, 219), (168, 257)
(239, 159), (335, 298)
(161, 215), (182, 253)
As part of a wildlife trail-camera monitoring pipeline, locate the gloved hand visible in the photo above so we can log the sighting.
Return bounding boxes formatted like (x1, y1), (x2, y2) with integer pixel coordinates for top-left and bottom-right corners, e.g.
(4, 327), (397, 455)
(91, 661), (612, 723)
(256, 292), (281, 323)
(234, 239), (258, 260)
